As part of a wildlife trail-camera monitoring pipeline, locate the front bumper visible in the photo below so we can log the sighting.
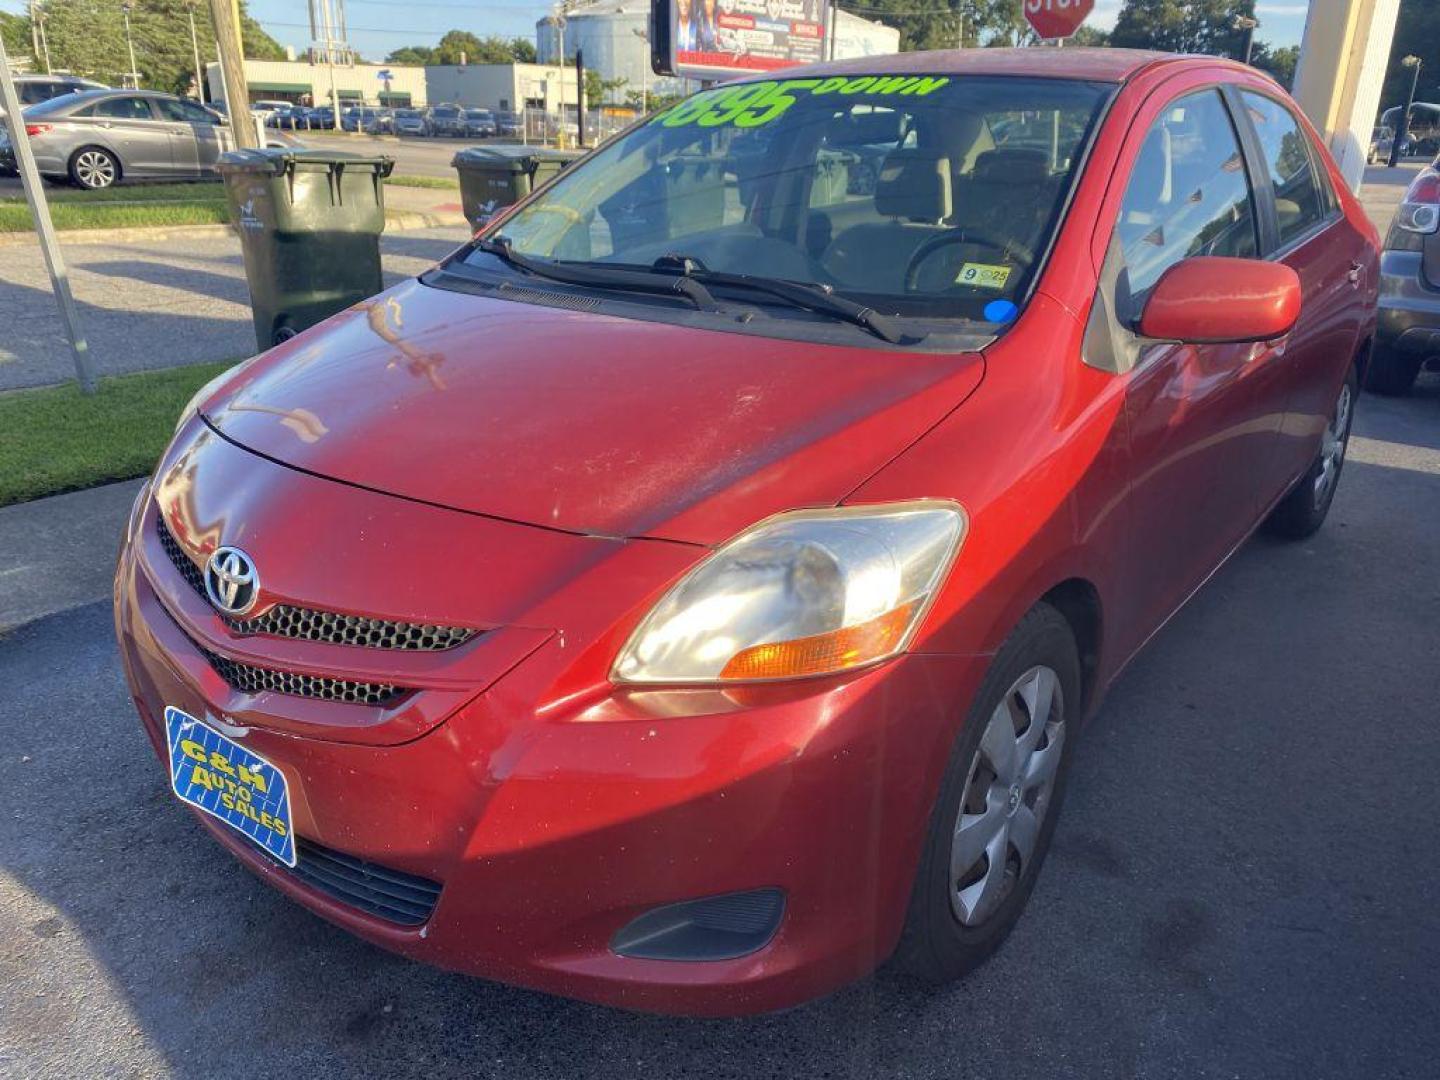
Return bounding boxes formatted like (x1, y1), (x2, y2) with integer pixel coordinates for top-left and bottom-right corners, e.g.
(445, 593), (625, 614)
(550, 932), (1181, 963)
(114, 443), (980, 1015)
(1377, 249), (1440, 357)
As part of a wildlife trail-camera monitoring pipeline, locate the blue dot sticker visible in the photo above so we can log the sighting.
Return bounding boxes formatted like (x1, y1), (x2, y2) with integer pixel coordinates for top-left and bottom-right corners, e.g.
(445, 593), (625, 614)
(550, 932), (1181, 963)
(984, 299), (1019, 324)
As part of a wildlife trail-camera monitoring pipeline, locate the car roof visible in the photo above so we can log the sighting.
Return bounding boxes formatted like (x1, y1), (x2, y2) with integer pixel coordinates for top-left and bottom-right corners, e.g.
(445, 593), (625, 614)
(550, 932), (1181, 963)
(740, 47), (1223, 86)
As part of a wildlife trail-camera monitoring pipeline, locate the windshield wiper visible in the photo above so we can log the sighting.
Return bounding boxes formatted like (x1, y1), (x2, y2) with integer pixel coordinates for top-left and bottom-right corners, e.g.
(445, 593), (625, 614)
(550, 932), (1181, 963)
(653, 255), (909, 345)
(474, 237), (719, 311)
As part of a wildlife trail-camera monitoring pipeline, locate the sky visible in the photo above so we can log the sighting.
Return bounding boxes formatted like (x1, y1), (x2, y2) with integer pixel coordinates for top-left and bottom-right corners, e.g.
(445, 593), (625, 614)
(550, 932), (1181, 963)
(0, 0), (1307, 65)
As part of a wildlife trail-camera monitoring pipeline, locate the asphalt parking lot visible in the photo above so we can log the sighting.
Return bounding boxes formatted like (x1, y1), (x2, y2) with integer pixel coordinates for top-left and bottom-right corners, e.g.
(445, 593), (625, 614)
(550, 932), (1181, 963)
(2, 374), (1439, 1078)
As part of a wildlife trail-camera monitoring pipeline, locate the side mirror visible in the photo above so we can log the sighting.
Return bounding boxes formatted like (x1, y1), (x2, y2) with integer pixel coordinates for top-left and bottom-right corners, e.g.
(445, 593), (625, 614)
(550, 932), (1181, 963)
(1137, 256), (1301, 344)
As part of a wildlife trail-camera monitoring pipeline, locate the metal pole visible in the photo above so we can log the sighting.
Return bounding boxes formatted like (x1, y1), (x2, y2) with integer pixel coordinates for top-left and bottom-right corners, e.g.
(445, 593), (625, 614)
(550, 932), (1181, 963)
(36, 10), (50, 73)
(189, 8), (205, 101)
(1244, 27), (1255, 64)
(0, 38), (95, 392)
(29, 0), (40, 66)
(1390, 57), (1421, 167)
(122, 3), (139, 89)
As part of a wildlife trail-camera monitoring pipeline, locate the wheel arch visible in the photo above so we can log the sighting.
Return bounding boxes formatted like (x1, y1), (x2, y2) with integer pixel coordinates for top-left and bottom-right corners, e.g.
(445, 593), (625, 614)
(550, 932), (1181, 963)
(1037, 578), (1103, 721)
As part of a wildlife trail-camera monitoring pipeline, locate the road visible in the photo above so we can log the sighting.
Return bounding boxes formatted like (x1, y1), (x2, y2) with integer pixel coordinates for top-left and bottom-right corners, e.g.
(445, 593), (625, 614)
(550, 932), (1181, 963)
(3, 379), (1440, 1078)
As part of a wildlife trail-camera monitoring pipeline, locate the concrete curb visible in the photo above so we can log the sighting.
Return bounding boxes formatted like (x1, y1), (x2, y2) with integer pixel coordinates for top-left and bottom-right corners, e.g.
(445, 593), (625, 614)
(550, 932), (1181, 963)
(0, 208), (468, 248)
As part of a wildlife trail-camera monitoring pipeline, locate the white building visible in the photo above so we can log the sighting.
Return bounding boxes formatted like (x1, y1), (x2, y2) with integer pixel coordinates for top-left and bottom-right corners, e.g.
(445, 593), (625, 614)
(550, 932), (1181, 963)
(535, 0), (900, 101)
(206, 58), (428, 109)
(423, 63), (581, 115)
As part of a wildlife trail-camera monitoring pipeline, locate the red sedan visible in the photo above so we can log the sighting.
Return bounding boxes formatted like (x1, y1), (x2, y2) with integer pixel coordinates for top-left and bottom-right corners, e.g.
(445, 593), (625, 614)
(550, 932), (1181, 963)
(115, 49), (1378, 1015)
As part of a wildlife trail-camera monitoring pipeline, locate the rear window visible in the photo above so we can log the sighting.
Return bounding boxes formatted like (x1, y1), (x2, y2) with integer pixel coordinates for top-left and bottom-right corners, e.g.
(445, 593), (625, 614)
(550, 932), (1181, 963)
(478, 74), (1113, 324)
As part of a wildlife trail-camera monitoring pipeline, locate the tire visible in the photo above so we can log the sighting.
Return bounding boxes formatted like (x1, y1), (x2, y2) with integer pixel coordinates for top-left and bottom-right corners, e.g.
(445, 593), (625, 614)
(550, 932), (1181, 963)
(1265, 365), (1357, 541)
(892, 603), (1082, 985)
(68, 146), (119, 190)
(1364, 343), (1420, 397)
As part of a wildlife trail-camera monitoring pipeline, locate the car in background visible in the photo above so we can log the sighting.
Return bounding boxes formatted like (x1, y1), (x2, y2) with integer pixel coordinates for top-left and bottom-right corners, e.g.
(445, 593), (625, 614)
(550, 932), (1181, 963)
(0, 74), (109, 119)
(427, 103), (466, 137)
(0, 89), (229, 188)
(307, 106), (336, 130)
(268, 105), (308, 129)
(117, 50), (1377, 1016)
(1380, 103), (1440, 159)
(1372, 160), (1440, 394)
(249, 100), (291, 121)
(392, 107), (429, 137)
(494, 110), (521, 137)
(463, 108), (497, 138)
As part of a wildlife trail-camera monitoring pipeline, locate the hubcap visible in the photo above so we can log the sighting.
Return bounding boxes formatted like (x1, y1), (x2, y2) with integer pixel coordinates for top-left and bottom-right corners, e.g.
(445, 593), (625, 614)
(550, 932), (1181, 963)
(77, 151), (115, 188)
(1314, 382), (1352, 507)
(949, 666), (1065, 927)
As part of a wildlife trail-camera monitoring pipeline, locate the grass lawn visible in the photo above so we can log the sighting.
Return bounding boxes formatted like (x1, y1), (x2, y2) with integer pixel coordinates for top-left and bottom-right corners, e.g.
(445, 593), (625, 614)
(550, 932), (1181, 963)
(386, 173), (459, 189)
(0, 361), (237, 507)
(0, 182), (230, 233)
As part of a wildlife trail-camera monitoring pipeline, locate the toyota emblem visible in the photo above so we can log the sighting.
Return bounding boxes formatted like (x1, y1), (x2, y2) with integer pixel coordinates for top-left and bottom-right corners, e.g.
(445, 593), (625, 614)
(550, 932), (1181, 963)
(205, 547), (259, 616)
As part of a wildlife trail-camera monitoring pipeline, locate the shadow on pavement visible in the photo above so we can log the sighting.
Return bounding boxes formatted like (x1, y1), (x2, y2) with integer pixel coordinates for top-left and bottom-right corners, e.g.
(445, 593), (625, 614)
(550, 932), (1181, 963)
(2, 400), (1439, 1077)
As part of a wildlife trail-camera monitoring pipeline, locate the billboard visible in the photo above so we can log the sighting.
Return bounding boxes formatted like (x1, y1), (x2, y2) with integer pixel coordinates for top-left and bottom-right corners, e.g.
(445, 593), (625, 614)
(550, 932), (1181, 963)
(652, 0), (832, 82)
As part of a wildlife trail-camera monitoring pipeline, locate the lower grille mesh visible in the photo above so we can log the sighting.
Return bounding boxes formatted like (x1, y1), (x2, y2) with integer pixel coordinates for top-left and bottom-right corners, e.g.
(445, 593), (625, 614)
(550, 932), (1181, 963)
(200, 646), (403, 707)
(271, 837), (442, 927)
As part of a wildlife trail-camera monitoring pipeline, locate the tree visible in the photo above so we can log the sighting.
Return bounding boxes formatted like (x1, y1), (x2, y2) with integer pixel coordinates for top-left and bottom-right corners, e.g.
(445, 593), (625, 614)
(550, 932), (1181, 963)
(1070, 25), (1111, 47)
(583, 67), (626, 107)
(12, 0), (282, 95)
(1251, 42), (1298, 89)
(1109, 0), (1255, 57)
(0, 11), (32, 62)
(861, 1), (1031, 52)
(510, 37), (536, 63)
(386, 45), (435, 65)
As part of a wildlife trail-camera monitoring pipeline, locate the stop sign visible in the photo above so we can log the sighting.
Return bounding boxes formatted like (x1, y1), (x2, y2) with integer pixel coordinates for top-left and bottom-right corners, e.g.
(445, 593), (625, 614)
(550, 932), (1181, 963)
(1024, 0), (1094, 40)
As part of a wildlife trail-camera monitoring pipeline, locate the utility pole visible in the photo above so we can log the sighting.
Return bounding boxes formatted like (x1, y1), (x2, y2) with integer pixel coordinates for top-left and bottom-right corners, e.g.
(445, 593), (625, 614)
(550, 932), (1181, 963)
(188, 5), (205, 102)
(28, 0), (40, 67)
(121, 2), (139, 88)
(0, 36), (95, 392)
(631, 26), (647, 114)
(34, 5), (51, 74)
(208, 0), (258, 147)
(1389, 55), (1423, 167)
(1232, 15), (1258, 65)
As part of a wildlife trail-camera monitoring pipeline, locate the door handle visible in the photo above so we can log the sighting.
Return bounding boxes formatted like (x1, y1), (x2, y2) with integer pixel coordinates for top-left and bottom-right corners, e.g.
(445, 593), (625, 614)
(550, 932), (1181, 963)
(1347, 261), (1362, 287)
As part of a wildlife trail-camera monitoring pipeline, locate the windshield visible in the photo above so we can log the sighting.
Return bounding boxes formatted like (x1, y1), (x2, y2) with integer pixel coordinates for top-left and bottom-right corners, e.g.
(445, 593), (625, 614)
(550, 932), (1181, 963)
(476, 74), (1111, 321)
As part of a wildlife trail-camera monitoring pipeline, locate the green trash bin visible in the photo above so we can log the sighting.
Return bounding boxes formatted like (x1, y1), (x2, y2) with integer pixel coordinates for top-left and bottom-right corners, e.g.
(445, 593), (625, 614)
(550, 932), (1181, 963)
(216, 148), (394, 349)
(452, 146), (583, 229)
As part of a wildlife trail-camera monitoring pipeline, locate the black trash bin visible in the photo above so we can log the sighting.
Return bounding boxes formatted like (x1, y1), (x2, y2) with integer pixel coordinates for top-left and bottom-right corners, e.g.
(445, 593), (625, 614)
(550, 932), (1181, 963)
(452, 146), (583, 229)
(216, 148), (394, 349)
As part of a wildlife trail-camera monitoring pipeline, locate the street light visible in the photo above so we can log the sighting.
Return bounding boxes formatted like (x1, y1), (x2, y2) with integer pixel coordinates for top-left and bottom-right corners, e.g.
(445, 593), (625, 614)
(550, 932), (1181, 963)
(1389, 55), (1424, 168)
(632, 26), (648, 114)
(1232, 15), (1258, 66)
(121, 2), (139, 89)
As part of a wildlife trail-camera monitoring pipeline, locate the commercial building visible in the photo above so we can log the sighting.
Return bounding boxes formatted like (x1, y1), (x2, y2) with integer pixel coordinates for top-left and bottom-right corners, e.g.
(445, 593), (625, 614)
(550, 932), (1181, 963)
(206, 57), (428, 108)
(423, 63), (581, 115)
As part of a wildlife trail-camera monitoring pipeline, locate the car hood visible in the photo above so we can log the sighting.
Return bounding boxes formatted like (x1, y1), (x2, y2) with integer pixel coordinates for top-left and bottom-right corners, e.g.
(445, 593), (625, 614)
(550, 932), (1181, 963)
(205, 279), (985, 545)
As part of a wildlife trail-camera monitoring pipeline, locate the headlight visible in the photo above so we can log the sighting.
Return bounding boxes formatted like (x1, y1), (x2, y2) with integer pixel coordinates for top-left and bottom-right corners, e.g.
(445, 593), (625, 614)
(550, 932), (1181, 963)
(613, 501), (965, 684)
(175, 356), (256, 433)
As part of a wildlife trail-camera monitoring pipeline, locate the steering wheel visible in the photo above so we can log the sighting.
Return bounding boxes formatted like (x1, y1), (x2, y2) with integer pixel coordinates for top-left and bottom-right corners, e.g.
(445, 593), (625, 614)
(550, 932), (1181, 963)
(902, 227), (1036, 293)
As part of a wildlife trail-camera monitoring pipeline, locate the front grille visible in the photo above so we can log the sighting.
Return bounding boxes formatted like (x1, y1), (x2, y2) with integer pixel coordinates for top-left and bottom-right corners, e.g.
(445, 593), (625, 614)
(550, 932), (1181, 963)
(200, 646), (404, 707)
(272, 837), (442, 927)
(156, 514), (476, 651)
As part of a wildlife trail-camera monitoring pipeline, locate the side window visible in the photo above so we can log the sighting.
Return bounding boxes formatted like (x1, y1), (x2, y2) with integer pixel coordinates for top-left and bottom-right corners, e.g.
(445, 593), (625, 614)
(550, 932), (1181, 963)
(157, 98), (215, 124)
(19, 82), (53, 105)
(92, 97), (156, 121)
(1115, 89), (1258, 308)
(1240, 91), (1330, 247)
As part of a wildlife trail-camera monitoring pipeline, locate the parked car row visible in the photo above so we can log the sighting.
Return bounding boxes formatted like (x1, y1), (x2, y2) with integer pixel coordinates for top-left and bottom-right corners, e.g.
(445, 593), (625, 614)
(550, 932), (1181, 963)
(256, 102), (505, 138)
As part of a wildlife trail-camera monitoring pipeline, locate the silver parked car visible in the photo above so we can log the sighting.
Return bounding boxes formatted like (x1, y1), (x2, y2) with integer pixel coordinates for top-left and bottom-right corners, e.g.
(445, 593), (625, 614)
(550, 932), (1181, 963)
(2, 89), (232, 189)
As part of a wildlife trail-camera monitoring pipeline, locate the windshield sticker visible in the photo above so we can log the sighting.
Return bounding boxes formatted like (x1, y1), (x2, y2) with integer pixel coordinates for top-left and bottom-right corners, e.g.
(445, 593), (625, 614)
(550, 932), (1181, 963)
(656, 75), (951, 129)
(957, 263), (1013, 290)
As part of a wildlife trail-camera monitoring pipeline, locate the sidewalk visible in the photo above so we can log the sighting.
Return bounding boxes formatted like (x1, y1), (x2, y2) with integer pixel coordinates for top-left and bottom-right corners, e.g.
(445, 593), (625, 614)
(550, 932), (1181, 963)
(0, 221), (470, 391)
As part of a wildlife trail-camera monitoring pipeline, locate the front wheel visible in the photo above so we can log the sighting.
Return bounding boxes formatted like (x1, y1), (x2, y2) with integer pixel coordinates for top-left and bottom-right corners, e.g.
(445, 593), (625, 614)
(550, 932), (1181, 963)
(69, 147), (119, 189)
(1265, 366), (1356, 540)
(893, 603), (1081, 984)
